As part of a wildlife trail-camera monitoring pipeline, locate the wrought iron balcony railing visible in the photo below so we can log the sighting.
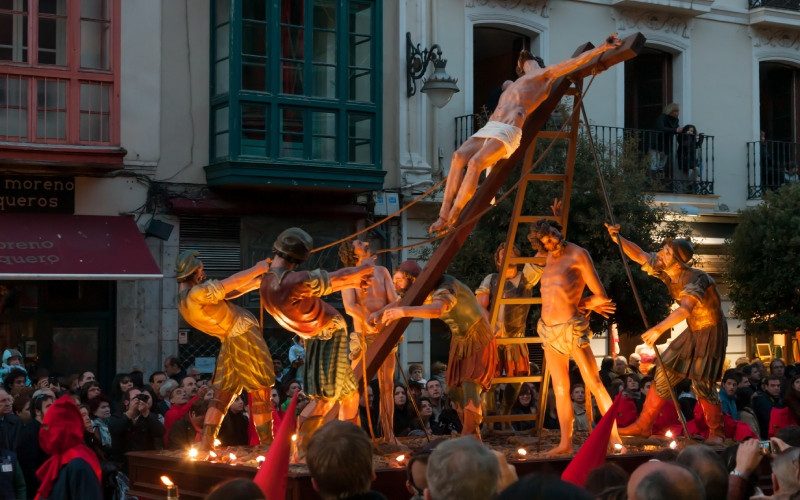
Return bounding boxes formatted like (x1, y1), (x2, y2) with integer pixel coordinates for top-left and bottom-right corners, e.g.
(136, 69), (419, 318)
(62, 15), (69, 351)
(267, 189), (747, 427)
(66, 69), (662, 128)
(453, 116), (715, 196)
(749, 0), (800, 11)
(746, 139), (800, 199)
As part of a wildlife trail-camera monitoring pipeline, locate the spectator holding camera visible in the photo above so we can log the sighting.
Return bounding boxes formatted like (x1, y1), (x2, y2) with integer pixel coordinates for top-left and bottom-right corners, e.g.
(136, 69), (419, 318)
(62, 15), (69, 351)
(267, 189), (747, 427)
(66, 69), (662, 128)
(109, 388), (164, 469)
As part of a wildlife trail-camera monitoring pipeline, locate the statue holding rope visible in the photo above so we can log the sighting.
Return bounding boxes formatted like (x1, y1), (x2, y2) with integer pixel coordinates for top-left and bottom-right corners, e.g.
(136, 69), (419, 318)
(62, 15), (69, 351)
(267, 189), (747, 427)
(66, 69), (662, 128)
(429, 34), (622, 235)
(605, 224), (728, 444)
(338, 239), (400, 444)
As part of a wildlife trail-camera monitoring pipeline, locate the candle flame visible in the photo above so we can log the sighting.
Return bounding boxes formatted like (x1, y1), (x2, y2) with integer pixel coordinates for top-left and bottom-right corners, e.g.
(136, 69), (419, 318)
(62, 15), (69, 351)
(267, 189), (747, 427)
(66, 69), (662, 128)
(229, 453), (237, 461)
(396, 454), (405, 462)
(669, 440), (677, 449)
(213, 438), (221, 447)
(517, 448), (527, 456)
(291, 434), (297, 442)
(160, 476), (174, 487)
(209, 451), (217, 458)
(188, 448), (198, 458)
(614, 443), (623, 451)
(665, 430), (673, 438)
(256, 455), (266, 463)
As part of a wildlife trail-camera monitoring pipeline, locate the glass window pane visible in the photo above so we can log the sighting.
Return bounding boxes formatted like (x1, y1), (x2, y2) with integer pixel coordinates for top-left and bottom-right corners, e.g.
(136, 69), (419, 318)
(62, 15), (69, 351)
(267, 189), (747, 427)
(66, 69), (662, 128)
(280, 0), (303, 25)
(38, 16), (67, 65)
(215, 58), (229, 94)
(312, 64), (335, 98)
(39, 0), (65, 15)
(348, 113), (372, 163)
(311, 111), (335, 161)
(79, 83), (109, 141)
(349, 68), (370, 102)
(215, 0), (229, 24)
(215, 132), (229, 158)
(241, 104), (266, 155)
(281, 108), (303, 158)
(215, 24), (229, 58)
(313, 0), (335, 30)
(214, 106), (229, 133)
(242, 0), (264, 21)
(313, 30), (335, 64)
(281, 62), (303, 95)
(349, 1), (371, 34)
(81, 20), (109, 69)
(36, 79), (66, 140)
(0, 75), (28, 139)
(350, 34), (370, 68)
(242, 60), (266, 91)
(242, 22), (265, 56)
(281, 27), (303, 59)
(0, 9), (28, 63)
(81, 0), (108, 20)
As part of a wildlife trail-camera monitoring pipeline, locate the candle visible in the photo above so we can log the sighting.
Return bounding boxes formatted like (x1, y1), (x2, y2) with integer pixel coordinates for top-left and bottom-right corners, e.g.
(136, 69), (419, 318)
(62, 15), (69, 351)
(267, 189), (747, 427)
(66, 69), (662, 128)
(213, 438), (221, 448)
(161, 476), (179, 499)
(396, 454), (405, 463)
(665, 430), (673, 438)
(291, 434), (298, 462)
(256, 455), (266, 467)
(188, 448), (198, 461)
(517, 448), (527, 457)
(669, 440), (677, 450)
(614, 443), (623, 453)
(209, 451), (217, 460)
(229, 453), (237, 464)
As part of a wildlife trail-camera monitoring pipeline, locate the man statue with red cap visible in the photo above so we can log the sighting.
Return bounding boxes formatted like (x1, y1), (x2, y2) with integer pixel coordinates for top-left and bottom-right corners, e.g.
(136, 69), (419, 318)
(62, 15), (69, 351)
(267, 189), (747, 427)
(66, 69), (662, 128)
(260, 228), (375, 454)
(606, 224), (728, 443)
(175, 251), (275, 449)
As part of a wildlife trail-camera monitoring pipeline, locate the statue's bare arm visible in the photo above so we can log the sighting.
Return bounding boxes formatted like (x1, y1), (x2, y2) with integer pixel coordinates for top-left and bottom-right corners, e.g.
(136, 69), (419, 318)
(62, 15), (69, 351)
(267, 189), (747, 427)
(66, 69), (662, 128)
(540, 36), (621, 81)
(326, 257), (375, 293)
(605, 223), (649, 265)
(380, 299), (447, 325)
(221, 259), (271, 299)
(576, 248), (615, 318)
(641, 294), (698, 345)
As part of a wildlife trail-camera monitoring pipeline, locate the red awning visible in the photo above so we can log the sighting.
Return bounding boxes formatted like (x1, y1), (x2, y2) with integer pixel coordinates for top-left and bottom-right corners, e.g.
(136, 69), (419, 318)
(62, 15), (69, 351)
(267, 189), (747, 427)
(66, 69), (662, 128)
(0, 214), (162, 279)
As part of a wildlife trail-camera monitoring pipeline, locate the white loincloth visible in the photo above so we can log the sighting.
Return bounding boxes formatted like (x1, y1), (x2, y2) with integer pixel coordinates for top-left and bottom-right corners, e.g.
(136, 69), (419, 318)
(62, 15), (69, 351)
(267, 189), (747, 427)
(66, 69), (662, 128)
(472, 121), (523, 159)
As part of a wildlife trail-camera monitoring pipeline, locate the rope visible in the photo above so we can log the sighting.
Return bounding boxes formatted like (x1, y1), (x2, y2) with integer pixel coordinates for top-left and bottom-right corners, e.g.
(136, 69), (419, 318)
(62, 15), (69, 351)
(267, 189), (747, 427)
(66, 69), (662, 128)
(309, 177), (446, 254)
(578, 103), (692, 440)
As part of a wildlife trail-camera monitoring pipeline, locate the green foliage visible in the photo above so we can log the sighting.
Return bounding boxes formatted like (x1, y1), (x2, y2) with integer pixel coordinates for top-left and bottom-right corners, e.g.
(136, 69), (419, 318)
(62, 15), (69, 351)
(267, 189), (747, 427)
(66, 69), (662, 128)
(726, 184), (800, 334)
(443, 130), (691, 336)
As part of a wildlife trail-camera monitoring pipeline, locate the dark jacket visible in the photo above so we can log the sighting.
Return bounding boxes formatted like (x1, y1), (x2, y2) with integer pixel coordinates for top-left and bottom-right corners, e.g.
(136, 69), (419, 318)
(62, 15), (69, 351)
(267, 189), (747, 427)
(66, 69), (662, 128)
(217, 411), (249, 447)
(0, 414), (21, 452)
(108, 411), (165, 465)
(16, 419), (48, 498)
(39, 457), (102, 500)
(166, 415), (198, 450)
(0, 449), (25, 500)
(752, 390), (782, 440)
(649, 112), (680, 154)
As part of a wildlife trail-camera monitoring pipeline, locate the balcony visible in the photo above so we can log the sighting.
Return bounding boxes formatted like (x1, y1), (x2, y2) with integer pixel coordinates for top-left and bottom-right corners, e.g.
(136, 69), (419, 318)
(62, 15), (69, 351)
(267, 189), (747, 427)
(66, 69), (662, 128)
(610, 0), (715, 16)
(749, 0), (800, 28)
(746, 139), (799, 199)
(454, 116), (715, 196)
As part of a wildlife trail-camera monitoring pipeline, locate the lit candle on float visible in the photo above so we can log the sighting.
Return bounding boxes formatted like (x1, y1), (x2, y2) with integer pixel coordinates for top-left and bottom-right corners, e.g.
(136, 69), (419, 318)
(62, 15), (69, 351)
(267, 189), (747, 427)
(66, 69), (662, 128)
(665, 430), (673, 438)
(188, 448), (198, 461)
(209, 451), (217, 460)
(669, 441), (677, 450)
(229, 453), (237, 464)
(161, 476), (179, 499)
(395, 454), (405, 463)
(517, 448), (528, 457)
(213, 438), (221, 447)
(256, 455), (266, 467)
(291, 434), (298, 462)
(614, 443), (623, 454)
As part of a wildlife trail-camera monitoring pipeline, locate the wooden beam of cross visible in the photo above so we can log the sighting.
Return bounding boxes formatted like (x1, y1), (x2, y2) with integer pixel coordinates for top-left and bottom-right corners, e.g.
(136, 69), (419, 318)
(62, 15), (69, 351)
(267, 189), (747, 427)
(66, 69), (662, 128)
(355, 32), (647, 384)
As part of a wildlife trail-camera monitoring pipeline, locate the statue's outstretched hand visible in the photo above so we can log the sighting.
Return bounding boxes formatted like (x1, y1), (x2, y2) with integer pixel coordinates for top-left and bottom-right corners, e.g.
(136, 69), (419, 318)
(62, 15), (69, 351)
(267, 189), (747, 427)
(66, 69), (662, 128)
(550, 198), (563, 218)
(604, 223), (621, 244)
(581, 296), (616, 318)
(641, 328), (661, 346)
(605, 33), (622, 47)
(381, 307), (404, 324)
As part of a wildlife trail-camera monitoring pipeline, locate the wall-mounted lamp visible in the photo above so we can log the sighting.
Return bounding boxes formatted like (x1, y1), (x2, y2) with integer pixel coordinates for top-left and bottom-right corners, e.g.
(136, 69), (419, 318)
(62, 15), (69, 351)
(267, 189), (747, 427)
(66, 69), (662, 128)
(406, 32), (459, 108)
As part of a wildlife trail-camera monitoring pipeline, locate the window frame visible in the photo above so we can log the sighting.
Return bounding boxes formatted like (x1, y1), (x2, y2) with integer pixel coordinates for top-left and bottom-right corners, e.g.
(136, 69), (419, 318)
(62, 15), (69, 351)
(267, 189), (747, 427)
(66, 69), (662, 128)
(0, 0), (120, 146)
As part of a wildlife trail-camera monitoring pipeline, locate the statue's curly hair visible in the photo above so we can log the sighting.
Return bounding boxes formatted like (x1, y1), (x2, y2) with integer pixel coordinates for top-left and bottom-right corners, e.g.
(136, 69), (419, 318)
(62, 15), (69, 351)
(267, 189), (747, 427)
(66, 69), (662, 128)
(337, 240), (359, 268)
(527, 219), (565, 253)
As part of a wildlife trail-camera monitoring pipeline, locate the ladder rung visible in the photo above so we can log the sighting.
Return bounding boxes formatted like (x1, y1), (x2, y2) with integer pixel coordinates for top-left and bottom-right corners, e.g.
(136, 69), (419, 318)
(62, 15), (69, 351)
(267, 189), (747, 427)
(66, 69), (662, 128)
(536, 131), (571, 140)
(496, 297), (543, 306)
(523, 173), (567, 182)
(491, 376), (543, 383)
(495, 337), (542, 345)
(482, 414), (539, 423)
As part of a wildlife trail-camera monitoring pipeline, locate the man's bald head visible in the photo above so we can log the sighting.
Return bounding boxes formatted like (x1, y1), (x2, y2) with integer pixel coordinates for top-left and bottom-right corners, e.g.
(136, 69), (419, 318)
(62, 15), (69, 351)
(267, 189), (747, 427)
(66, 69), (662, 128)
(627, 460), (705, 500)
(772, 447), (800, 496)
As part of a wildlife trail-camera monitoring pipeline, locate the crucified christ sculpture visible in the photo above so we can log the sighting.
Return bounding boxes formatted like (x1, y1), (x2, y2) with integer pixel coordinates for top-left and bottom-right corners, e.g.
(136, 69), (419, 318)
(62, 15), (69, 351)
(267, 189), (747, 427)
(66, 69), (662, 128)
(429, 34), (622, 235)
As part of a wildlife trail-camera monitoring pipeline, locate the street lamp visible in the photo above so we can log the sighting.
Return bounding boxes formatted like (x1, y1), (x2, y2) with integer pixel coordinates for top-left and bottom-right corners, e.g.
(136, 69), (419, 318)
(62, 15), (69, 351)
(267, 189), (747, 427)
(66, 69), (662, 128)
(406, 32), (459, 108)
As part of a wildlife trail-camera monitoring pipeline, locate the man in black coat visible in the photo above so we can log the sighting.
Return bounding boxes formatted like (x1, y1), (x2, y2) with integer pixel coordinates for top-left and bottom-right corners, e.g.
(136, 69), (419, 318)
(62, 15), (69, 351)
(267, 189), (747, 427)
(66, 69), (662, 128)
(108, 388), (165, 468)
(0, 390), (21, 452)
(17, 392), (53, 498)
(167, 398), (210, 450)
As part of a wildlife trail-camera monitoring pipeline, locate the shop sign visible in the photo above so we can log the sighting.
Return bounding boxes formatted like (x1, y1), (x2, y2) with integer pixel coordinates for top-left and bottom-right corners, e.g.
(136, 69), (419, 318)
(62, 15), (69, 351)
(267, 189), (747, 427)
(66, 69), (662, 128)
(0, 175), (75, 213)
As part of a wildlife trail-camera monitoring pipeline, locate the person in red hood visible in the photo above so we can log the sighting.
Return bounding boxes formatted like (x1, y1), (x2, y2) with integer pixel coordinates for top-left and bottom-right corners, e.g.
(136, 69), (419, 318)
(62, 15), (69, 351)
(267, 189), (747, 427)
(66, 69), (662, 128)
(35, 395), (102, 500)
